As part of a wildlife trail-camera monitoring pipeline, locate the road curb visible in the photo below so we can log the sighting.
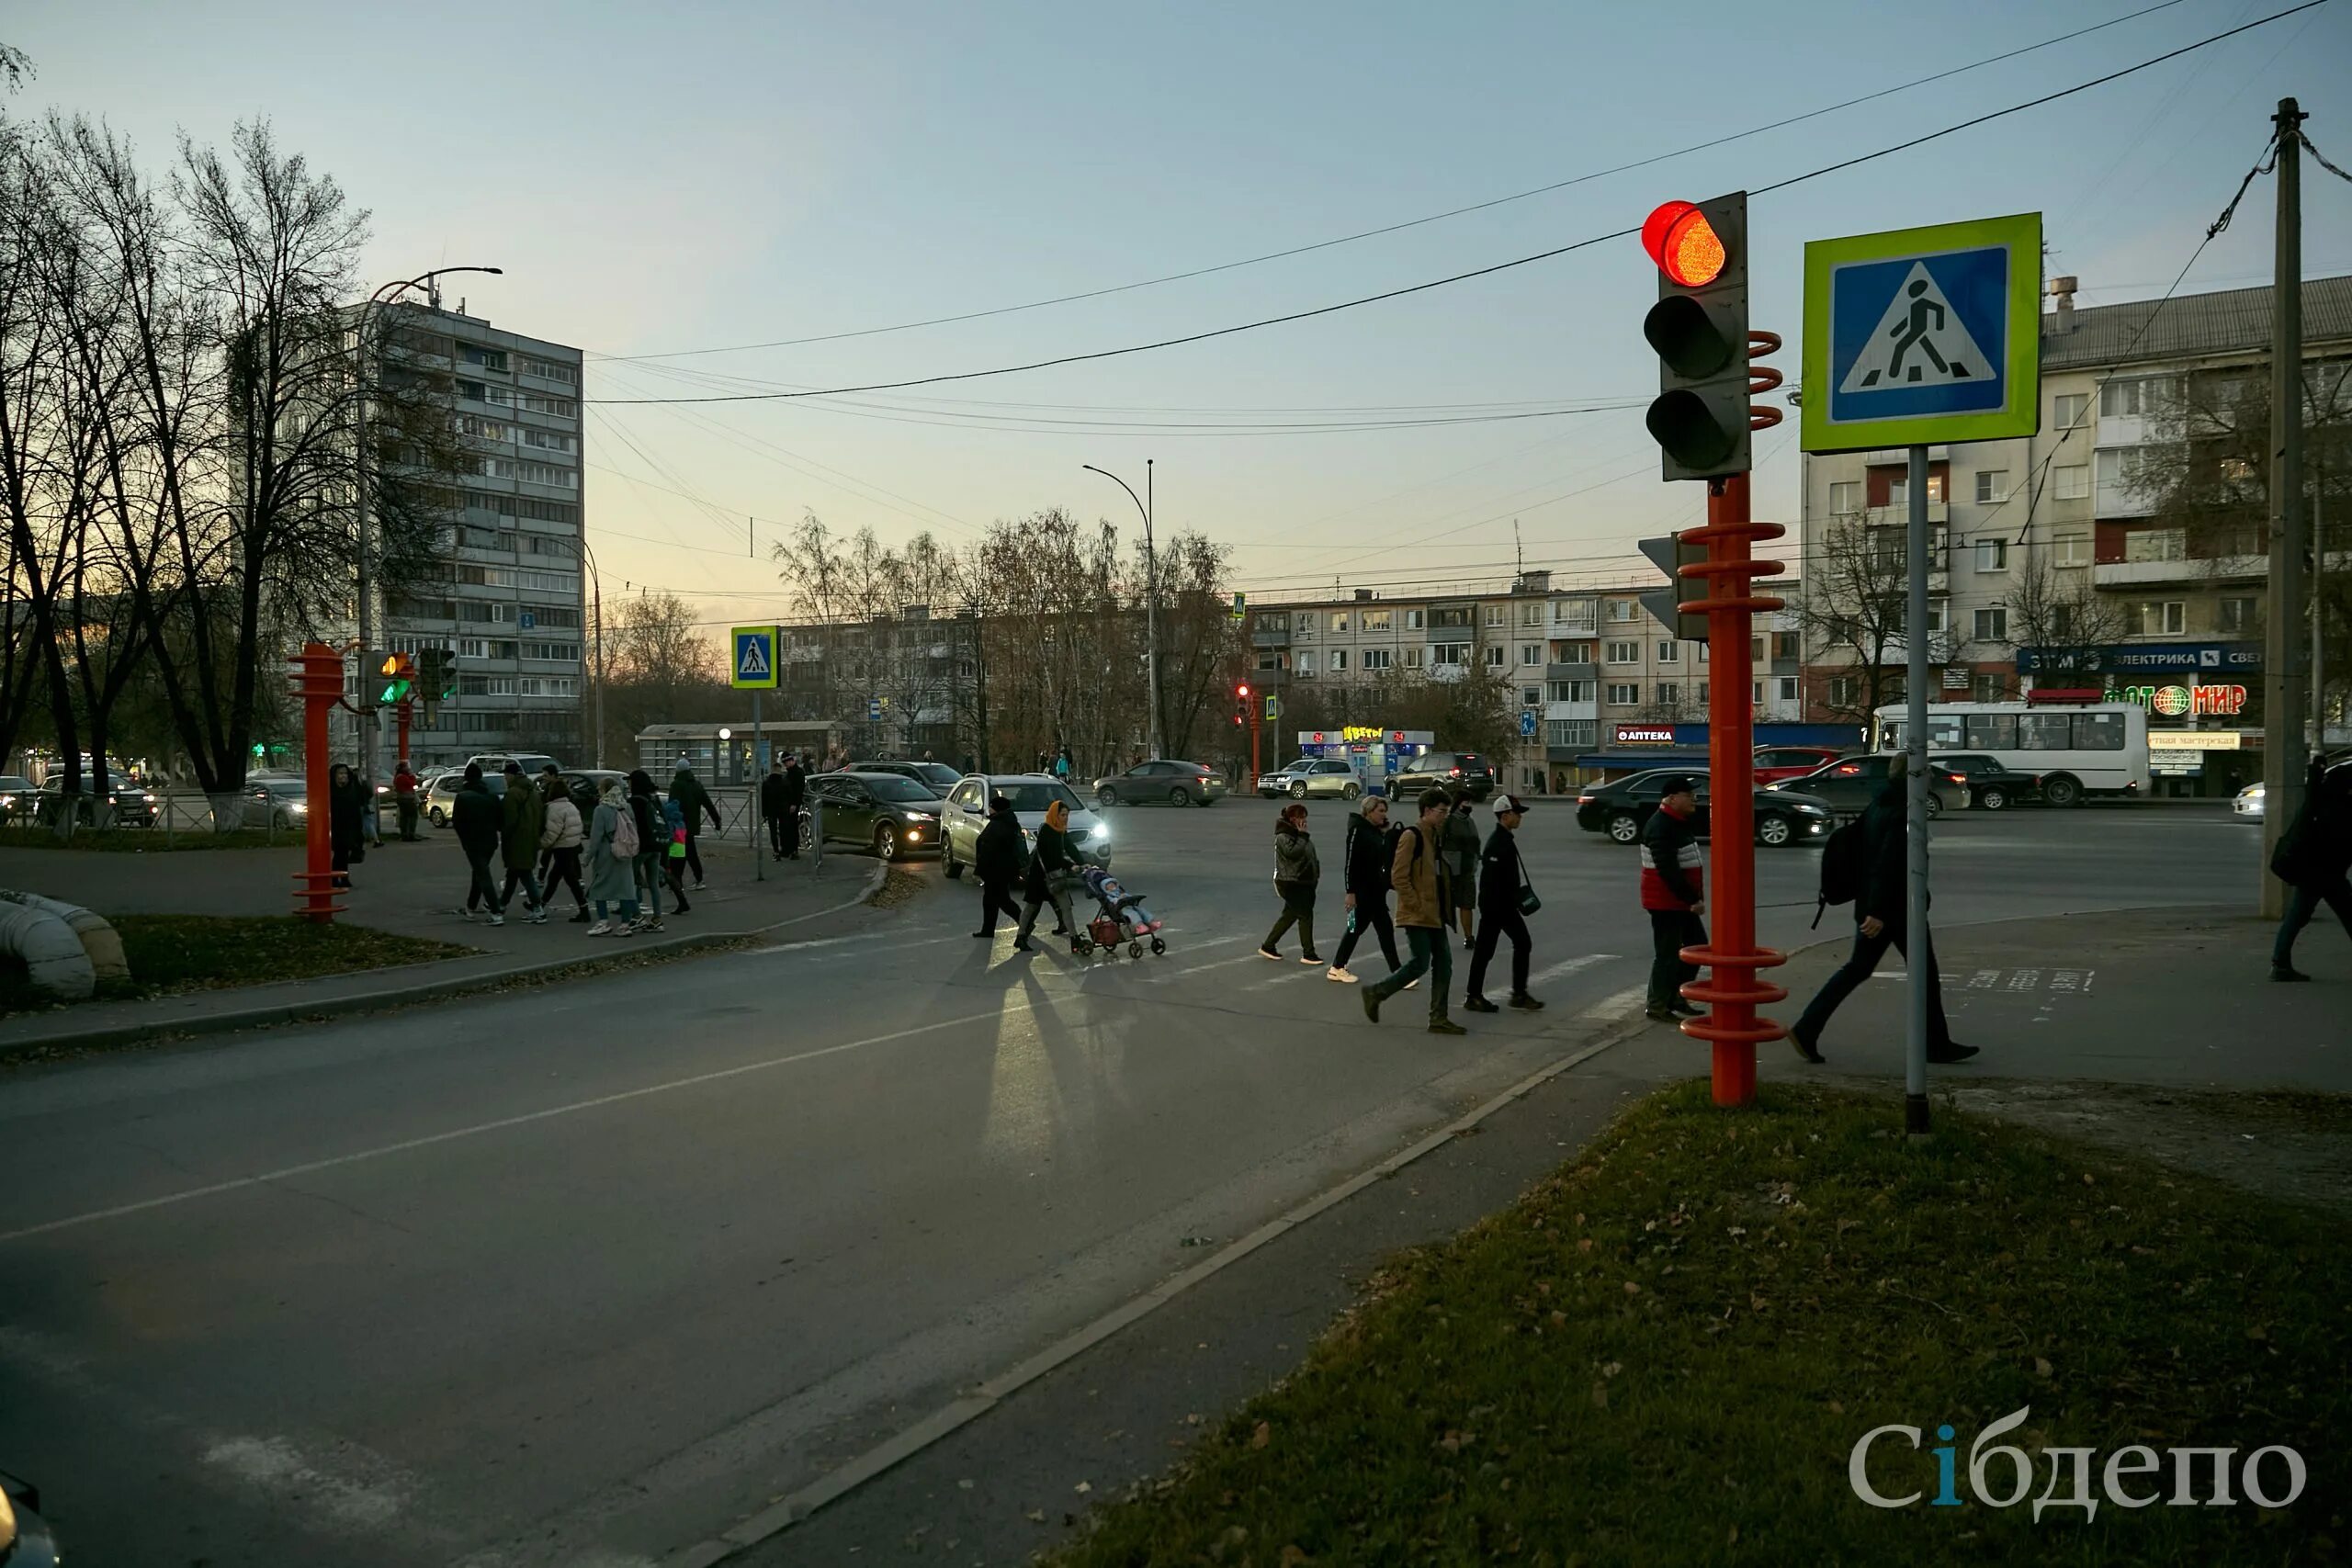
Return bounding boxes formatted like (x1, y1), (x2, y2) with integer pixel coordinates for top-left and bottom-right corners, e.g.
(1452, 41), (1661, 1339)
(0, 862), (890, 1062)
(662, 985), (1655, 1568)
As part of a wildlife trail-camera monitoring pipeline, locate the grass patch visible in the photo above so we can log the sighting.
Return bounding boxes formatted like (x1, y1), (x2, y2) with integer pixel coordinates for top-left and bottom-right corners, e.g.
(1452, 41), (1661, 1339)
(1057, 1081), (2349, 1566)
(0, 914), (469, 1016)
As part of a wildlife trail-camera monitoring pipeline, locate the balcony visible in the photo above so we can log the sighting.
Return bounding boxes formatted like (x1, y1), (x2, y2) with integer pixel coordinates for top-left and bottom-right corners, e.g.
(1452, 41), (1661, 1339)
(1251, 626), (1290, 648)
(2092, 554), (2264, 588)
(1545, 661), (1598, 682)
(1866, 501), (1949, 527)
(1857, 446), (1949, 466)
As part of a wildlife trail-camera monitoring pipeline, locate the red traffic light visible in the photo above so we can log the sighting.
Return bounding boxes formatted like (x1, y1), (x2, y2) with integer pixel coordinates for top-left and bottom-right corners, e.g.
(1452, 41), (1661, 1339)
(1642, 201), (1726, 288)
(1238, 682), (1251, 698)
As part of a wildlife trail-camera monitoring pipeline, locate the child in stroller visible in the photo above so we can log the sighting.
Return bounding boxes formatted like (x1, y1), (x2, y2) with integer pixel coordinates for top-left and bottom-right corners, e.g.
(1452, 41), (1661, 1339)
(1071, 862), (1167, 959)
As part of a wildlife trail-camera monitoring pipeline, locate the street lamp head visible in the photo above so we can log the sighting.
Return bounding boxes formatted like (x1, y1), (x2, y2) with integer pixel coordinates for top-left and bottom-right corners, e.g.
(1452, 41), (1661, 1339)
(718, 728), (732, 740)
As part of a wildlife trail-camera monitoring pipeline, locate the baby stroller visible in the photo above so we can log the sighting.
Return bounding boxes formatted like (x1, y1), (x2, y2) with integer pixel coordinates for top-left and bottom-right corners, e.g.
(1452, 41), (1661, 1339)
(1069, 863), (1167, 962)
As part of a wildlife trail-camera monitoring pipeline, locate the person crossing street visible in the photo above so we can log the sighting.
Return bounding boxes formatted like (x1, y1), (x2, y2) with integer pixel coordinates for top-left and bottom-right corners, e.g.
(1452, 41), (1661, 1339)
(667, 761), (723, 889)
(760, 760), (793, 860)
(497, 761), (548, 922)
(1464, 794), (1544, 1013)
(1258, 802), (1323, 965)
(451, 763), (506, 925)
(1327, 792), (1402, 985)
(1361, 789), (1464, 1035)
(971, 794), (1027, 938)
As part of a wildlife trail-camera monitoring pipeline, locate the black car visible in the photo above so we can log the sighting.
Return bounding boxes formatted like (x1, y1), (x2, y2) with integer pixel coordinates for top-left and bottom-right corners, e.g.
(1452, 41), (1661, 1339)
(1765, 752), (1962, 818)
(1934, 753), (2042, 810)
(808, 770), (944, 861)
(862, 759), (964, 795)
(1387, 750), (1497, 802)
(1574, 768), (1834, 848)
(35, 776), (157, 828)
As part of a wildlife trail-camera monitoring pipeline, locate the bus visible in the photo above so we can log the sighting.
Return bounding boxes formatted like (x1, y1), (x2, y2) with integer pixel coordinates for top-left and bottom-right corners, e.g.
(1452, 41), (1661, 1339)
(1871, 701), (2149, 807)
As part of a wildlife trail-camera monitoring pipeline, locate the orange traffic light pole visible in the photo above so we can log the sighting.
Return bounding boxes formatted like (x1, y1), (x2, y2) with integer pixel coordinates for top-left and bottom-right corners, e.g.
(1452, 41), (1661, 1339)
(289, 642), (347, 922)
(1674, 333), (1791, 1107)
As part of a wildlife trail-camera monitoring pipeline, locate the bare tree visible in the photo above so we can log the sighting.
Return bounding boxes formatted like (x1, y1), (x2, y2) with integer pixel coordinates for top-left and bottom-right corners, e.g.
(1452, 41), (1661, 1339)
(1792, 522), (1932, 723)
(2007, 549), (2130, 687)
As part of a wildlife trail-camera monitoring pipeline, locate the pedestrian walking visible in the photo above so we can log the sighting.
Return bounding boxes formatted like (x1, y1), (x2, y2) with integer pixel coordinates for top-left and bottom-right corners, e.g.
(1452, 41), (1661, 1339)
(1259, 802), (1324, 964)
(780, 754), (808, 857)
(972, 793), (1027, 938)
(1442, 790), (1482, 951)
(626, 771), (668, 931)
(668, 761), (723, 888)
(392, 758), (421, 841)
(2268, 758), (2352, 981)
(495, 761), (548, 922)
(660, 788), (694, 915)
(538, 773), (589, 921)
(760, 760), (792, 860)
(1464, 794), (1544, 1013)
(1054, 746), (1073, 784)
(451, 763), (505, 924)
(1013, 797), (1081, 952)
(1789, 781), (1978, 1063)
(1360, 789), (1464, 1034)
(327, 762), (367, 890)
(1639, 775), (1705, 1022)
(1327, 792), (1403, 984)
(583, 781), (640, 936)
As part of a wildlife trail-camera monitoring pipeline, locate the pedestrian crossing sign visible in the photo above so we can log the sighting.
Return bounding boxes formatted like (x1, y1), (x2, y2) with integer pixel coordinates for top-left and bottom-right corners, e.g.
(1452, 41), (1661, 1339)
(1801, 212), (2040, 453)
(730, 625), (780, 689)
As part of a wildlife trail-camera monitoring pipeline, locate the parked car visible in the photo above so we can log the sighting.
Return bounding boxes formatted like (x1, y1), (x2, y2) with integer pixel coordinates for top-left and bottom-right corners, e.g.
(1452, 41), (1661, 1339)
(35, 775), (157, 828)
(937, 773), (1114, 875)
(1094, 760), (1227, 807)
(1256, 758), (1362, 800)
(1752, 745), (1846, 785)
(424, 769), (504, 827)
(463, 751), (559, 778)
(1387, 750), (1498, 801)
(2237, 750), (2352, 822)
(0, 775), (34, 820)
(808, 770), (944, 861)
(1575, 768), (1834, 848)
(0, 1467), (61, 1567)
(1934, 753), (2043, 810)
(1766, 752), (1962, 818)
(863, 759), (964, 795)
(243, 778), (310, 829)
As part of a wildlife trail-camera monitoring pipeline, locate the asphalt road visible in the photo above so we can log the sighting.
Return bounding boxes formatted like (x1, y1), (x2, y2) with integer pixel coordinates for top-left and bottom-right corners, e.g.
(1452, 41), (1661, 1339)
(0, 794), (2270, 1565)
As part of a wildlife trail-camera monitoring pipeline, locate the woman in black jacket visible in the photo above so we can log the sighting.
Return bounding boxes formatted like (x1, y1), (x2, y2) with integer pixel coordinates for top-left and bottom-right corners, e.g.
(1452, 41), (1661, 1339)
(327, 762), (367, 889)
(1014, 798), (1081, 952)
(972, 795), (1027, 939)
(2271, 759), (2352, 981)
(1325, 793), (1401, 984)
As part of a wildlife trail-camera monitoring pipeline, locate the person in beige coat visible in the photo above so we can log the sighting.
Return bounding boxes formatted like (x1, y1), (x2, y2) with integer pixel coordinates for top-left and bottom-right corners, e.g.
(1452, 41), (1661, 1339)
(1361, 789), (1464, 1034)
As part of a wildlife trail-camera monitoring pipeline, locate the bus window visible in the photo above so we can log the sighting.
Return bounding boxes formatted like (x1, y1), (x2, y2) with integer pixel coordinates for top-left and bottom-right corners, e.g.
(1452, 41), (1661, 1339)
(2075, 712), (2125, 750)
(2019, 713), (2073, 750)
(1964, 714), (2018, 750)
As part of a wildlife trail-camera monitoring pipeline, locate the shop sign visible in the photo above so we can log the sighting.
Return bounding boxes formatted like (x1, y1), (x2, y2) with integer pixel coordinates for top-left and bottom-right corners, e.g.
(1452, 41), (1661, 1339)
(1614, 724), (1678, 746)
(2148, 730), (2242, 751)
(2106, 682), (2247, 716)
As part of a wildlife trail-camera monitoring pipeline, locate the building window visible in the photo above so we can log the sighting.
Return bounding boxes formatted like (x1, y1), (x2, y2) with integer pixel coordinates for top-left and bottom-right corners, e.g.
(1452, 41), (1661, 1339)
(519, 427), (577, 454)
(1520, 644), (1544, 666)
(1657, 640), (1680, 664)
(1295, 651), (1317, 675)
(1975, 538), (2008, 571)
(1332, 649), (1351, 671)
(1403, 646), (1425, 668)
(1773, 632), (1800, 660)
(1607, 599), (1638, 623)
(2099, 377), (2174, 418)
(1521, 686), (1543, 708)
(1606, 682), (1640, 706)
(1605, 640), (1640, 665)
(1778, 676), (1798, 702)
(2053, 464), (2090, 501)
(1405, 609), (1425, 630)
(1751, 680), (1765, 705)
(1483, 604), (1507, 626)
(1546, 718), (1597, 748)
(1973, 606), (2008, 641)
(1256, 652), (1280, 671)
(1657, 682), (1679, 706)
(1554, 640), (1594, 662)
(1329, 612), (1349, 632)
(458, 344), (508, 372)
(2132, 600), (2187, 636)
(1520, 601), (1543, 626)
(1828, 675), (1860, 708)
(1362, 648), (1393, 671)
(1485, 644), (1506, 668)
(1974, 469), (2007, 504)
(1293, 616), (1313, 641)
(2054, 534), (2092, 567)
(1973, 672), (2007, 703)
(2053, 392), (2089, 430)
(518, 355), (578, 386)
(1432, 641), (1469, 666)
(2123, 527), (2187, 562)
(1889, 472), (1947, 508)
(1696, 682), (1709, 705)
(1828, 479), (1861, 514)
(1548, 680), (1594, 703)
(2218, 596), (2259, 634)
(1361, 609), (1392, 631)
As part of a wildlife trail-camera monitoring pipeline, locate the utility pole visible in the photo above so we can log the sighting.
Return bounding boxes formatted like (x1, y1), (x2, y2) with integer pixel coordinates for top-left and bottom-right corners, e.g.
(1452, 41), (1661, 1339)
(2260, 96), (2308, 919)
(1081, 462), (1161, 760)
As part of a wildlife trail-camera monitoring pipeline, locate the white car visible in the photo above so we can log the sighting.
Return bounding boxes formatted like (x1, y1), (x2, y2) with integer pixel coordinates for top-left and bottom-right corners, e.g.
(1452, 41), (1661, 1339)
(937, 773), (1113, 876)
(2234, 781), (2265, 821)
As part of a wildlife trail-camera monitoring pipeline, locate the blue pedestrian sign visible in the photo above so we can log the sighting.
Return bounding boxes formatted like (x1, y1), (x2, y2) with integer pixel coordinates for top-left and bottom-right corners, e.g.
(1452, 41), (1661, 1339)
(866, 697), (882, 721)
(518, 610), (536, 631)
(1801, 212), (2040, 453)
(730, 625), (779, 690)
(1520, 709), (1538, 739)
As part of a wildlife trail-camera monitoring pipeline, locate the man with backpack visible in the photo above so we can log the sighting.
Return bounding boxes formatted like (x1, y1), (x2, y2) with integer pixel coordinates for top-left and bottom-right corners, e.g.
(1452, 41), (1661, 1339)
(1639, 775), (1705, 1022)
(1361, 789), (1464, 1035)
(1791, 781), (1978, 1065)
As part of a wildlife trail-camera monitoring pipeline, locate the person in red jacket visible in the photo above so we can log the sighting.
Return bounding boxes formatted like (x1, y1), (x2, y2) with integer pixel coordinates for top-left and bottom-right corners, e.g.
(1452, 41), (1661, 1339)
(1638, 775), (1705, 1023)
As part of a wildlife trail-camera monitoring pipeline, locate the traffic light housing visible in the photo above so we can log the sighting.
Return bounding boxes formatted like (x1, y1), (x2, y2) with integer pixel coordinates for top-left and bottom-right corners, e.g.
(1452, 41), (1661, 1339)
(1638, 533), (1710, 644)
(1641, 192), (1750, 480)
(417, 646), (456, 702)
(375, 651), (416, 705)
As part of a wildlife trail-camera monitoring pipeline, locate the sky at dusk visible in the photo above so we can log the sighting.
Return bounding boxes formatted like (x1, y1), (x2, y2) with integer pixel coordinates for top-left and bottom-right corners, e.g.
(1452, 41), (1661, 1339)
(11, 0), (2352, 637)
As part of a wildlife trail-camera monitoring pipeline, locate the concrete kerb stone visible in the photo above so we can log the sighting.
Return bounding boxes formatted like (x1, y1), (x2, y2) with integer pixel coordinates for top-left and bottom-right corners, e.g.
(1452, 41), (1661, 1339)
(0, 861), (891, 1062)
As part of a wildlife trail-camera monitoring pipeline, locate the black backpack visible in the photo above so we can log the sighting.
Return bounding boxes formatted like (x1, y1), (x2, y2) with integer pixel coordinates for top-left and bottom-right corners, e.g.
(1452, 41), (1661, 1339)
(1813, 818), (1868, 928)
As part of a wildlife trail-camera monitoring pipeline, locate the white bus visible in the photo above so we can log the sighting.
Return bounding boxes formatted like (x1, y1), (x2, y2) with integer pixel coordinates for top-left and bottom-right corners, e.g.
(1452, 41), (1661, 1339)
(1871, 701), (2150, 807)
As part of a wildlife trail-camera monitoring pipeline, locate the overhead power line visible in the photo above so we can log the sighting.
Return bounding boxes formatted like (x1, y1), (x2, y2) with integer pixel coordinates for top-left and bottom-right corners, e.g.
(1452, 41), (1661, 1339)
(596, 0), (2190, 364)
(584, 0), (2329, 411)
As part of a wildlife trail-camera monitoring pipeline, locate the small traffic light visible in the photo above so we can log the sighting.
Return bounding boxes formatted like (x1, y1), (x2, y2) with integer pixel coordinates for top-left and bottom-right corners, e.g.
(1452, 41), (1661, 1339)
(1638, 533), (1710, 643)
(1641, 192), (1750, 480)
(376, 651), (416, 705)
(1234, 682), (1251, 727)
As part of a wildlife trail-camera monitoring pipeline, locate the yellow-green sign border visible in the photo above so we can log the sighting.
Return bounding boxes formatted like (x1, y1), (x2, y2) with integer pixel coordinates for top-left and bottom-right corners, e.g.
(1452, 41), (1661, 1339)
(729, 624), (781, 690)
(1801, 211), (2041, 453)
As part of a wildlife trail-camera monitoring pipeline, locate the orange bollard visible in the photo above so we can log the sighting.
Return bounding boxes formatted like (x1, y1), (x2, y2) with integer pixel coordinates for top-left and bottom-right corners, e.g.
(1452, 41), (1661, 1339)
(288, 642), (347, 922)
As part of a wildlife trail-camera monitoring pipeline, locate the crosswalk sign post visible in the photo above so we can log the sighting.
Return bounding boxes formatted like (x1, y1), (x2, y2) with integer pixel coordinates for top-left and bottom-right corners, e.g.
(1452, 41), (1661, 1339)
(1802, 212), (2039, 1140)
(730, 626), (779, 690)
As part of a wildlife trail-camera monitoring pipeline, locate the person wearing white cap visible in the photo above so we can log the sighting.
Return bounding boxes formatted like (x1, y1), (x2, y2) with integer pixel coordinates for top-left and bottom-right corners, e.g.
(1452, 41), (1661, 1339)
(1464, 795), (1544, 1012)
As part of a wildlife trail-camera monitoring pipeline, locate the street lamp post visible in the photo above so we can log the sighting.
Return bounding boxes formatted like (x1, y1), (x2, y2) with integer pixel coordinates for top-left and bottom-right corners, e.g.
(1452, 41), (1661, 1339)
(355, 265), (502, 806)
(1083, 461), (1160, 761)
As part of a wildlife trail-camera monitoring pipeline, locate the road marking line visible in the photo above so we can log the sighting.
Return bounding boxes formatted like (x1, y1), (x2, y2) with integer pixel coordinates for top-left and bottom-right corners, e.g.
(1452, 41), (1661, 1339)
(0, 1003), (1035, 1247)
(1520, 953), (1619, 988)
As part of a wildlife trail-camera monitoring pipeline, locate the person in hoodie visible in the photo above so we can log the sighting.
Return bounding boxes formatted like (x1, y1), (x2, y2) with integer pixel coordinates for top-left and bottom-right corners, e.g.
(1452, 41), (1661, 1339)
(660, 787), (694, 916)
(1326, 790), (1402, 985)
(1258, 801), (1323, 965)
(451, 763), (505, 925)
(326, 761), (367, 890)
(582, 780), (640, 936)
(667, 761), (723, 889)
(1013, 796), (1082, 953)
(537, 772), (589, 920)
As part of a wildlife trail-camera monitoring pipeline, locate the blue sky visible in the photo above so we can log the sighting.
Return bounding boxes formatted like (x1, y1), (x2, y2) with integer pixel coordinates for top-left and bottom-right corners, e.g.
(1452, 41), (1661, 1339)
(12, 0), (2352, 633)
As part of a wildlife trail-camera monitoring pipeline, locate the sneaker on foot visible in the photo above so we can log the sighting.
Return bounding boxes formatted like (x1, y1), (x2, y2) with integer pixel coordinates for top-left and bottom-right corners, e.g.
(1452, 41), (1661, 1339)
(1327, 966), (1359, 984)
(486, 913), (505, 927)
(1012, 938), (1035, 953)
(1429, 1018), (1468, 1036)
(1509, 994), (1545, 1011)
(1464, 996), (1499, 1013)
(1300, 953), (1323, 965)
(611, 922), (636, 938)
(1402, 978), (1420, 991)
(1927, 1042), (1981, 1065)
(1258, 946), (1283, 962)
(2271, 964), (2312, 982)
(453, 908), (474, 921)
(585, 920), (612, 937)
(693, 880), (707, 891)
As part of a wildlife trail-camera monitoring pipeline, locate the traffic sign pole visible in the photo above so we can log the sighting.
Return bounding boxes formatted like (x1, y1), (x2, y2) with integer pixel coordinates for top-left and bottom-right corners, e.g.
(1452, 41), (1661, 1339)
(752, 690), (764, 883)
(1904, 446), (1932, 1135)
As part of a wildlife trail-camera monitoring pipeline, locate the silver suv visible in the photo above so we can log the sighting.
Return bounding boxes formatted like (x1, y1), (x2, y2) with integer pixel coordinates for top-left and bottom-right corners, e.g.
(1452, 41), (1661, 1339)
(1256, 758), (1363, 800)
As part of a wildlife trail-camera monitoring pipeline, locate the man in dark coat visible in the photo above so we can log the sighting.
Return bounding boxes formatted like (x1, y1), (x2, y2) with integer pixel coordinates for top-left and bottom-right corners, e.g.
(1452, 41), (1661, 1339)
(498, 760), (548, 921)
(759, 761), (792, 860)
(452, 763), (506, 924)
(668, 762), (723, 888)
(326, 762), (367, 889)
(1638, 776), (1705, 1023)
(2270, 758), (2352, 980)
(1465, 794), (1543, 1012)
(972, 795), (1028, 938)
(1790, 782), (1978, 1064)
(779, 755), (808, 859)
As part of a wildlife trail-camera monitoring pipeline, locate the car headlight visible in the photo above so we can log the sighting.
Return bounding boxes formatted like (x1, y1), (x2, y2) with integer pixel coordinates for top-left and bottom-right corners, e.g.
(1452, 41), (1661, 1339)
(290, 800), (308, 813)
(905, 810), (936, 821)
(1088, 825), (1111, 842)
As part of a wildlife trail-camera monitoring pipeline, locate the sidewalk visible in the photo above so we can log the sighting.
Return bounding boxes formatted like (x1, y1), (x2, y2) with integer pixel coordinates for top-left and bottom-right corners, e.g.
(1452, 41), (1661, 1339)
(1762, 902), (2350, 1093)
(0, 829), (888, 1057)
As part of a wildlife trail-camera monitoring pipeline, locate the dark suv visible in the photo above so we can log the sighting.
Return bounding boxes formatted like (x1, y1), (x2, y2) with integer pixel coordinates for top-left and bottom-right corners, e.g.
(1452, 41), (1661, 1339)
(1387, 750), (1496, 801)
(808, 770), (944, 861)
(1766, 753), (1962, 817)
